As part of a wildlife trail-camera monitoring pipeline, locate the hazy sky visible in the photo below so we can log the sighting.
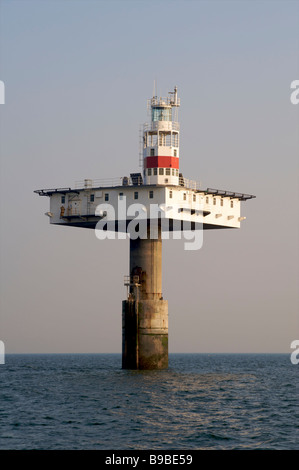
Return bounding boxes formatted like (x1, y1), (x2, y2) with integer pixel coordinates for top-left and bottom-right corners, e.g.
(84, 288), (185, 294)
(0, 0), (298, 354)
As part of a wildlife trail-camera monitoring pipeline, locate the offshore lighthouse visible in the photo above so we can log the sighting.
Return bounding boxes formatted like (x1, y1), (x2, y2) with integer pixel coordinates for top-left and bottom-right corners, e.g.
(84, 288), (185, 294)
(35, 86), (255, 369)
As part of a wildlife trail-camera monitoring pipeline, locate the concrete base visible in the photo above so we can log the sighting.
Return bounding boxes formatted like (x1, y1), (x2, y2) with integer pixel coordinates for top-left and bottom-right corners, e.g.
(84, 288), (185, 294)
(122, 299), (168, 369)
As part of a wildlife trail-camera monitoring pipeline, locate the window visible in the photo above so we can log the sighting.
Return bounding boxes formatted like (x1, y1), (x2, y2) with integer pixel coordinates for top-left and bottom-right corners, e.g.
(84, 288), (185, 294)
(213, 198), (216, 205)
(206, 196), (209, 204)
(183, 193), (187, 201)
(119, 192), (124, 200)
(134, 191), (138, 200)
(61, 196), (65, 204)
(174, 149), (177, 157)
(90, 194), (95, 202)
(147, 168), (152, 176)
(152, 107), (172, 122)
(105, 193), (109, 201)
(193, 194), (196, 202)
(159, 132), (171, 146)
(153, 168), (158, 175)
(169, 190), (173, 199)
(220, 198), (223, 207)
(149, 190), (154, 199)
(172, 133), (179, 147)
(150, 148), (155, 156)
(231, 200), (234, 208)
(165, 168), (170, 175)
(159, 168), (164, 175)
(172, 168), (175, 176)
(175, 169), (179, 176)
(146, 133), (158, 147)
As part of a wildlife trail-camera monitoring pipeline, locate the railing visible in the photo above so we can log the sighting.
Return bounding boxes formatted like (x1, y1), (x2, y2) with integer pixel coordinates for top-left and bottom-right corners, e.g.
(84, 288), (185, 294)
(124, 275), (140, 286)
(179, 177), (201, 191)
(143, 121), (180, 132)
(171, 122), (180, 131)
(75, 176), (202, 191)
(124, 275), (141, 300)
(75, 177), (128, 189)
(148, 97), (181, 107)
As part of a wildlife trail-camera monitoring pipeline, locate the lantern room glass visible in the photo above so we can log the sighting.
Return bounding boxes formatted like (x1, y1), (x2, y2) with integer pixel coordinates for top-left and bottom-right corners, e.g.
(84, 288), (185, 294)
(152, 107), (172, 122)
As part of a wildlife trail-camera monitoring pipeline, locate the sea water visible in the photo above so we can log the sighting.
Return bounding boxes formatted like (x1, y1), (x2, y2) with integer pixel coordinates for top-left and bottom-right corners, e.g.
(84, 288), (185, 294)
(0, 353), (298, 450)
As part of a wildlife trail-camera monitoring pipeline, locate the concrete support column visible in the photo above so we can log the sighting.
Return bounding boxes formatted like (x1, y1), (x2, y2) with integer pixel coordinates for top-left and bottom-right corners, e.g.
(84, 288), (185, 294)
(122, 225), (168, 369)
(129, 228), (162, 300)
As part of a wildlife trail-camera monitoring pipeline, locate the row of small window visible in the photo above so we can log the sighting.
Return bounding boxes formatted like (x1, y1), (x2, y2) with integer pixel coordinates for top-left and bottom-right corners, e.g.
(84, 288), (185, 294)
(62, 192), (234, 207)
(147, 168), (179, 176)
(205, 196), (234, 208)
(169, 192), (195, 201)
(168, 192), (234, 207)
(62, 192), (155, 204)
(208, 197), (234, 208)
(120, 191), (154, 200)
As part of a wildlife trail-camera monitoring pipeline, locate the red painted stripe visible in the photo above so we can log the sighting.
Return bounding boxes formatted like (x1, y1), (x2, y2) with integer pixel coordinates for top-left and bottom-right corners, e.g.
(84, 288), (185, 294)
(145, 156), (179, 169)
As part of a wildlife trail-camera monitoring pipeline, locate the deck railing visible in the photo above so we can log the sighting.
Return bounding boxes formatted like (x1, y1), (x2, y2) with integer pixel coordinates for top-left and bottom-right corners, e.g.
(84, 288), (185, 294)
(75, 176), (201, 191)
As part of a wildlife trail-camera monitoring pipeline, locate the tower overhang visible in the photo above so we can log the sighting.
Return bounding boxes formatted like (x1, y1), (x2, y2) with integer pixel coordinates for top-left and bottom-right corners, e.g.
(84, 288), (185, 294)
(35, 181), (255, 232)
